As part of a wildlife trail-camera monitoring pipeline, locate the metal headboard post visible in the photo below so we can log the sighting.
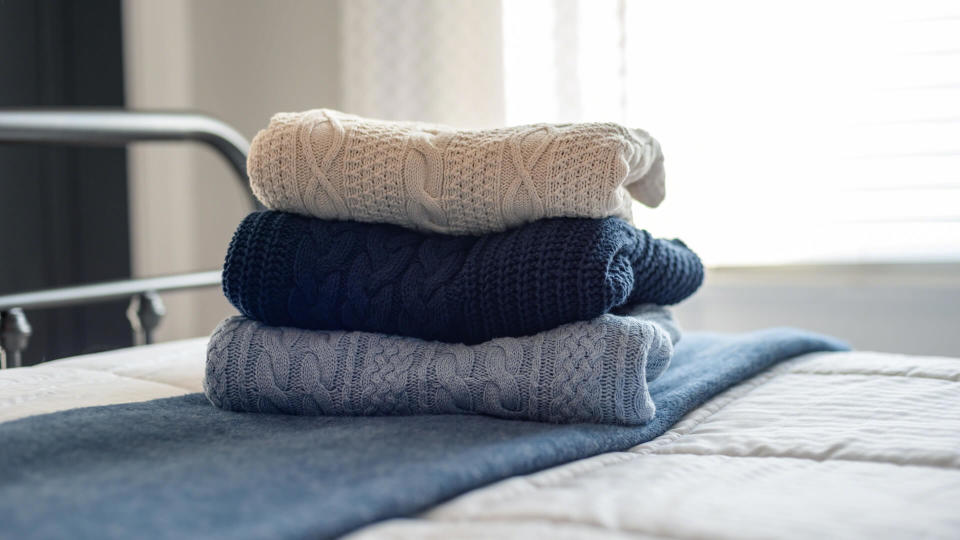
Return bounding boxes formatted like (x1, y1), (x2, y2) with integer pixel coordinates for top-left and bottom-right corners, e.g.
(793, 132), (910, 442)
(0, 109), (258, 367)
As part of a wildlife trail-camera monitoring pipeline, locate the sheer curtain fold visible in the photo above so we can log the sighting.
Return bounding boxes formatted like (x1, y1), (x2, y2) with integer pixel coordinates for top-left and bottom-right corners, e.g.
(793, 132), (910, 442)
(340, 0), (506, 128)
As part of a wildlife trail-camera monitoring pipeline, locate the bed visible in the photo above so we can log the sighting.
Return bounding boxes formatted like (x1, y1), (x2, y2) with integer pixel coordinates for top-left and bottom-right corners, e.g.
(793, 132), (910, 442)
(2, 339), (958, 539)
(1, 110), (958, 539)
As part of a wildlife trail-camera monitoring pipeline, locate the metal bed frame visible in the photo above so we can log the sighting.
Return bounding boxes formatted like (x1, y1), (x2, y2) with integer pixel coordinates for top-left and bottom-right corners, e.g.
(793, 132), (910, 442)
(0, 109), (258, 369)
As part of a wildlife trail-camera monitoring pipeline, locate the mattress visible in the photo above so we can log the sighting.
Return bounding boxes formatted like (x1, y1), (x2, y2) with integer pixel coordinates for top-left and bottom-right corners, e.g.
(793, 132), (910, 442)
(2, 340), (959, 538)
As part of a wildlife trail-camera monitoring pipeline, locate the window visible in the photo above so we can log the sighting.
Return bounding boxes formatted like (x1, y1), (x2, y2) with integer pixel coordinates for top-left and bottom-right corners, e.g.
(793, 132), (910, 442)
(503, 0), (960, 265)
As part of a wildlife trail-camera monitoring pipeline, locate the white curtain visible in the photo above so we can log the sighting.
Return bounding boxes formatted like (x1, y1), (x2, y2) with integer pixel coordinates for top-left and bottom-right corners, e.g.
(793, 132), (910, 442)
(340, 0), (505, 128)
(340, 0), (960, 265)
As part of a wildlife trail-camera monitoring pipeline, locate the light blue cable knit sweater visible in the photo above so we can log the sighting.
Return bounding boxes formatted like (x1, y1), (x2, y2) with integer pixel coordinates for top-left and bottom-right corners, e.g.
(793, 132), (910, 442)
(204, 305), (678, 425)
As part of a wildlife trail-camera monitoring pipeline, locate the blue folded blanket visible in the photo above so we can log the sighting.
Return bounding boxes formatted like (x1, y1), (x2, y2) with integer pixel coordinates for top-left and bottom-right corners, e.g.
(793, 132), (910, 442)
(222, 211), (703, 344)
(0, 329), (847, 540)
(204, 305), (678, 425)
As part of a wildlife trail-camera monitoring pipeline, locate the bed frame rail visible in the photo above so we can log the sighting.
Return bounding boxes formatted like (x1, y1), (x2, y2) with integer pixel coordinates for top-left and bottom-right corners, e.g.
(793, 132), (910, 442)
(0, 109), (256, 369)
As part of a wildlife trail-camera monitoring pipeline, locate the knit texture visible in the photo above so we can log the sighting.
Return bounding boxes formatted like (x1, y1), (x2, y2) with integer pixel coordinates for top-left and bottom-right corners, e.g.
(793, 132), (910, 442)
(203, 305), (677, 426)
(222, 211), (704, 344)
(247, 109), (666, 235)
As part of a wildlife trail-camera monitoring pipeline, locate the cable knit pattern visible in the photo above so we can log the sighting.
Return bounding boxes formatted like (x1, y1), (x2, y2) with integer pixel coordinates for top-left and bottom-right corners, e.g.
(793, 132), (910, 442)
(222, 211), (703, 344)
(247, 109), (666, 234)
(203, 306), (677, 425)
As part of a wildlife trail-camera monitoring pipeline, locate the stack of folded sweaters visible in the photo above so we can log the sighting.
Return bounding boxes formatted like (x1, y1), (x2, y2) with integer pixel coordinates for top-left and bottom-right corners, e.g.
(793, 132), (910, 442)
(204, 109), (704, 425)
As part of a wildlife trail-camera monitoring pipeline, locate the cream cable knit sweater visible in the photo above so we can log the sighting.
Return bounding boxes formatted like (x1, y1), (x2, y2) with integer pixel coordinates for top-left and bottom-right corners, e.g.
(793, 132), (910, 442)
(248, 109), (665, 235)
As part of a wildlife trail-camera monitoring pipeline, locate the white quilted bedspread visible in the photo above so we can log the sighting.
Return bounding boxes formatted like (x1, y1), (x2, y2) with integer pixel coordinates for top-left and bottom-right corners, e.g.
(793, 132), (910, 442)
(2, 342), (959, 539)
(349, 350), (960, 539)
(0, 339), (206, 423)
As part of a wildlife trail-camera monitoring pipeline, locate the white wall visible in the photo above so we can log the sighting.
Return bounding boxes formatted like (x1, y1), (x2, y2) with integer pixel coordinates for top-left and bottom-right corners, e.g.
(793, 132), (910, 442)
(123, 0), (341, 341)
(675, 265), (960, 357)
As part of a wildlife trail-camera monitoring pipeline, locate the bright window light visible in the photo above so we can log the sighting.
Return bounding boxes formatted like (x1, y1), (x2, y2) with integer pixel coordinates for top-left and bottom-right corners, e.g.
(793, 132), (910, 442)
(503, 0), (960, 265)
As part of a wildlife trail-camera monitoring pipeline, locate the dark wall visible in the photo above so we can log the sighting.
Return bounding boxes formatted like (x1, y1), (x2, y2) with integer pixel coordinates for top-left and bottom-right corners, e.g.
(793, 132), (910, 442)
(0, 0), (131, 364)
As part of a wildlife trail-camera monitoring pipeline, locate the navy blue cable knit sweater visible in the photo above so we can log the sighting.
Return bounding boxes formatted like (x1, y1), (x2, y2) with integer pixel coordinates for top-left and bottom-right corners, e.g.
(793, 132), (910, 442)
(223, 211), (703, 344)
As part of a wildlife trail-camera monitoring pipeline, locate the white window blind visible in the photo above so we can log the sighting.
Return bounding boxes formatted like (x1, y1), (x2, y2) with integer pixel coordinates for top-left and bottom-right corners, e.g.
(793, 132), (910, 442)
(503, 0), (960, 265)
